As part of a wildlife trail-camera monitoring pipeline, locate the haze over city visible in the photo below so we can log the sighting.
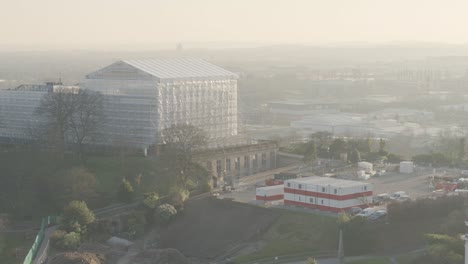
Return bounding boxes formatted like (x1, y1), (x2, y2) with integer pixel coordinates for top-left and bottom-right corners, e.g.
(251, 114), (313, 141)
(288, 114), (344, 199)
(3, 1), (468, 264)
(2, 0), (468, 49)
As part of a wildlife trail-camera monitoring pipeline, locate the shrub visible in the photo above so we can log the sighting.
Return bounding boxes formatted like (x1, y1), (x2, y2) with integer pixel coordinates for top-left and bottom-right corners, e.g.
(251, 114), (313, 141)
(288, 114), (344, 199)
(117, 179), (134, 203)
(388, 196), (464, 223)
(143, 192), (159, 209)
(61, 232), (81, 250)
(50, 230), (81, 250)
(200, 182), (212, 193)
(342, 216), (376, 255)
(50, 229), (67, 248)
(168, 187), (189, 209)
(156, 204), (177, 223)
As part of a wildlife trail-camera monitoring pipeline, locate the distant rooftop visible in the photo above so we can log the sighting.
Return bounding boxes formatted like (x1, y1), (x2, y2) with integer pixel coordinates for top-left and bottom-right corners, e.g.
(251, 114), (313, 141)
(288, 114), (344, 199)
(13, 84), (50, 92)
(286, 176), (371, 188)
(122, 58), (237, 79)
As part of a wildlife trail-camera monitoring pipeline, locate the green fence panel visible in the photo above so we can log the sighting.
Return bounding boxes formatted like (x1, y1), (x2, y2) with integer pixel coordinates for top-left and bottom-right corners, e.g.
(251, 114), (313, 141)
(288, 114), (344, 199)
(23, 216), (57, 264)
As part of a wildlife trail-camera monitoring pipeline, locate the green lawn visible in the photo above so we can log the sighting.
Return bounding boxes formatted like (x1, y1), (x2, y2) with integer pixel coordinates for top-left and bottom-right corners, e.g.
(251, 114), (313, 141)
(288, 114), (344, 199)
(235, 209), (339, 263)
(347, 257), (393, 264)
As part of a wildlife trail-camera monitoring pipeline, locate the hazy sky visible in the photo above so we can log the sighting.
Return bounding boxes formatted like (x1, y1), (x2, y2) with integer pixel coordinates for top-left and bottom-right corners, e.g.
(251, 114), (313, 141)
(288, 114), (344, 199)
(2, 0), (468, 49)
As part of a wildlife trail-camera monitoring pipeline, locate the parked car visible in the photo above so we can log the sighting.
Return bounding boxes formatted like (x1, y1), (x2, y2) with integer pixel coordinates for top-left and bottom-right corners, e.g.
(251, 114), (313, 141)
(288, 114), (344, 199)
(356, 208), (376, 217)
(368, 209), (387, 221)
(347, 207), (362, 215)
(373, 193), (390, 204)
(390, 191), (408, 200)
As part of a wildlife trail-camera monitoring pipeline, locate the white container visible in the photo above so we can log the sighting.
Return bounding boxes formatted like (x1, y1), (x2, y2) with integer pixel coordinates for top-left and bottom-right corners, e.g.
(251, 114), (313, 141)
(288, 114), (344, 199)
(400, 161), (414, 174)
(256, 185), (284, 196)
(358, 162), (373, 172)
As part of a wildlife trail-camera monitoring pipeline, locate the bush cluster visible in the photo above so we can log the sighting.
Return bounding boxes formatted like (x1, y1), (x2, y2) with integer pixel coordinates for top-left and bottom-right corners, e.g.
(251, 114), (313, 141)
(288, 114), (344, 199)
(387, 196), (464, 223)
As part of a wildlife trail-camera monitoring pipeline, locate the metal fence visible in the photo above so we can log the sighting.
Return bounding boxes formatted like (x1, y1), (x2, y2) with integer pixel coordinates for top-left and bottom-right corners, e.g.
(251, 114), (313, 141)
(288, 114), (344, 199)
(22, 216), (57, 264)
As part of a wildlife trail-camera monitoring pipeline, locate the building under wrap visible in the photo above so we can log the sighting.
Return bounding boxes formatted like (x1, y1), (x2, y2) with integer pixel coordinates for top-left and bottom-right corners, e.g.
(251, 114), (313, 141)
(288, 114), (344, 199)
(0, 85), (50, 144)
(83, 59), (239, 150)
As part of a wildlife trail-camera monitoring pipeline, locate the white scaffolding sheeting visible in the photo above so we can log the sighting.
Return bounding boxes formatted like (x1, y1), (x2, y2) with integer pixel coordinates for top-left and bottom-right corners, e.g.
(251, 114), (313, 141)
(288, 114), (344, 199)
(84, 59), (238, 148)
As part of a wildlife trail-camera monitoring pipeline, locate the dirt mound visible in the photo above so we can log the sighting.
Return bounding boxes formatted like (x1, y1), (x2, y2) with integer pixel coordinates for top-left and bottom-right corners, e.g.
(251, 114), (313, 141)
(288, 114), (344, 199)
(160, 197), (280, 259)
(49, 252), (103, 264)
(129, 248), (191, 264)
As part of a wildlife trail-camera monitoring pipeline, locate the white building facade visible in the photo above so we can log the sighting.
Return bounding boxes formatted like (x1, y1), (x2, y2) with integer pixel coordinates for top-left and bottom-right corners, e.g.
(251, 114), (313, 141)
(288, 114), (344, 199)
(284, 177), (373, 212)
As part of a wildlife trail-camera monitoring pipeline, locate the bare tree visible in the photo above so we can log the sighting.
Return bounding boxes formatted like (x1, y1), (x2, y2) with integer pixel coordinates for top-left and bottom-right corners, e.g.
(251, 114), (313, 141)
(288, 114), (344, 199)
(36, 90), (77, 157)
(36, 89), (104, 160)
(160, 124), (208, 187)
(69, 90), (104, 161)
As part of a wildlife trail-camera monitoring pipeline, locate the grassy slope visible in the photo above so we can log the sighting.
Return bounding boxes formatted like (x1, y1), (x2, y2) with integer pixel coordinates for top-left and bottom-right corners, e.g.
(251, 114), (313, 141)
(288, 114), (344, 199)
(0, 233), (34, 264)
(235, 210), (339, 263)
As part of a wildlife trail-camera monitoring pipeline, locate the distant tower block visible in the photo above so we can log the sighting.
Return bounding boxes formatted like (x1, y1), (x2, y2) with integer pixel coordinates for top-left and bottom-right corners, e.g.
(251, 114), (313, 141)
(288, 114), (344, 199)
(176, 43), (183, 52)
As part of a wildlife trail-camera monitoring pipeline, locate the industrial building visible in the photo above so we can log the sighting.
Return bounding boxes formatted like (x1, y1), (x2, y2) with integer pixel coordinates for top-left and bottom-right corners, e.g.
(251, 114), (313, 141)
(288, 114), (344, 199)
(284, 177), (373, 212)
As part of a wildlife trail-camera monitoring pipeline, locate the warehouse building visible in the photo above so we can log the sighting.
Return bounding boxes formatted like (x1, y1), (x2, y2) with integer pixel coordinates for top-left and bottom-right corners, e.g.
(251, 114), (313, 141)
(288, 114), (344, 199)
(284, 177), (373, 212)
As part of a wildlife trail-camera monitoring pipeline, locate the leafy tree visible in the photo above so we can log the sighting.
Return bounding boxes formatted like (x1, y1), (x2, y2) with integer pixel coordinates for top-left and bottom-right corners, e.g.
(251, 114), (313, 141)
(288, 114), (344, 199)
(303, 141), (317, 165)
(378, 138), (387, 155)
(156, 204), (177, 223)
(337, 212), (351, 227)
(306, 257), (317, 264)
(117, 179), (134, 203)
(61, 200), (95, 232)
(412, 234), (464, 264)
(458, 138), (466, 161)
(329, 138), (347, 159)
(309, 131), (333, 158)
(349, 148), (361, 163)
(440, 209), (464, 235)
(386, 153), (402, 163)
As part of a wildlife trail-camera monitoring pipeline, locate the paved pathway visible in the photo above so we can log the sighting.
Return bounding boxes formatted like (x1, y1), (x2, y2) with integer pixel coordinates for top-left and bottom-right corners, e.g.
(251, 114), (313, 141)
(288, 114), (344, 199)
(33, 225), (57, 264)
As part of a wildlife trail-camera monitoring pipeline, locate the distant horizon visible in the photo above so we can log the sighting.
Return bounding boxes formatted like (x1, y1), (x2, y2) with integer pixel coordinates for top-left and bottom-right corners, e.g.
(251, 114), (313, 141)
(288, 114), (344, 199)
(3, 40), (468, 52)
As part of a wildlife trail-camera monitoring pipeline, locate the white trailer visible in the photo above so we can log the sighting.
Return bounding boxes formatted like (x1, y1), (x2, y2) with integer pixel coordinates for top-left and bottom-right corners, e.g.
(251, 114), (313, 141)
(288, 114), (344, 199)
(256, 185), (284, 201)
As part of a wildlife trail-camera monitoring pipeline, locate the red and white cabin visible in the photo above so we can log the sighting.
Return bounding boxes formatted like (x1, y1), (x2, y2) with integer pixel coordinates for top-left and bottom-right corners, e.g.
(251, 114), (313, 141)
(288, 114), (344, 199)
(256, 185), (284, 201)
(284, 177), (372, 212)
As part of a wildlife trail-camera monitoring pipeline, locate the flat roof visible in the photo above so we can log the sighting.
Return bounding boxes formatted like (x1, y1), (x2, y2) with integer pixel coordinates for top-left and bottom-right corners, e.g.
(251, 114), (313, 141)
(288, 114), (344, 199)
(257, 185), (284, 190)
(286, 176), (371, 188)
(123, 58), (237, 79)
